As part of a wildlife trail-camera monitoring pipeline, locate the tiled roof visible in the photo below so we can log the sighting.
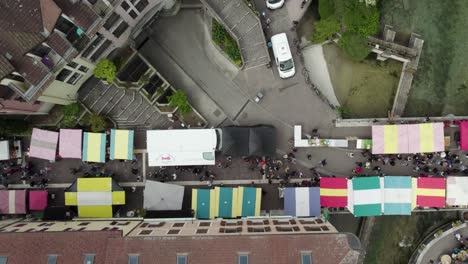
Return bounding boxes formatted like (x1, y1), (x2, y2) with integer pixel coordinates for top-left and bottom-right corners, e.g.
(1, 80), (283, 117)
(54, 0), (100, 32)
(47, 32), (74, 59)
(0, 231), (121, 263)
(0, 0), (61, 83)
(0, 56), (14, 80)
(106, 233), (360, 264)
(0, 231), (360, 264)
(17, 56), (50, 86)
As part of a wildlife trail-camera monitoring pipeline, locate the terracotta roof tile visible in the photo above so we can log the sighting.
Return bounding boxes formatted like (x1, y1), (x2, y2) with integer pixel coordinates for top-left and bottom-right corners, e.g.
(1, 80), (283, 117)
(105, 233), (360, 264)
(0, 231), (121, 264)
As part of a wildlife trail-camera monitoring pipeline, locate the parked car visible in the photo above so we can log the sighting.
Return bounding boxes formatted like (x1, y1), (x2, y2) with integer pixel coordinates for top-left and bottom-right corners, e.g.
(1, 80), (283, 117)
(271, 33), (295, 79)
(266, 0), (285, 10)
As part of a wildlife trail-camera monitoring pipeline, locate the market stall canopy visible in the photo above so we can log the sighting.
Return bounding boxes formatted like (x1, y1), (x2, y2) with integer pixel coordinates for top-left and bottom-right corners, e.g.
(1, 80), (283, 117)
(284, 187), (320, 217)
(65, 178), (125, 218)
(29, 190), (48, 211)
(220, 126), (276, 157)
(143, 180), (184, 210)
(0, 141), (9, 160)
(446, 177), (468, 206)
(349, 177), (382, 217)
(59, 129), (82, 159)
(82, 132), (106, 163)
(0, 190), (26, 214)
(110, 129), (134, 160)
(147, 129), (217, 166)
(29, 128), (58, 161)
(383, 176), (412, 215)
(320, 177), (348, 208)
(416, 177), (446, 208)
(192, 189), (215, 219)
(372, 123), (444, 154)
(460, 121), (468, 150)
(192, 187), (261, 219)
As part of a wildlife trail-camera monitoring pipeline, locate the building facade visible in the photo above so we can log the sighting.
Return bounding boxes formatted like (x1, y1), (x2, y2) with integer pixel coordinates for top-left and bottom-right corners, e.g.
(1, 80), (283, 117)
(0, 0), (175, 115)
(0, 216), (361, 263)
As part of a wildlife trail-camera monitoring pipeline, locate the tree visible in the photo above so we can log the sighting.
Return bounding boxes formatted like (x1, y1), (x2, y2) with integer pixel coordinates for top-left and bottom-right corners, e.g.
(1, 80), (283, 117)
(339, 32), (372, 61)
(168, 90), (192, 115)
(319, 0), (335, 19)
(313, 16), (340, 43)
(88, 114), (107, 132)
(343, 1), (379, 37)
(93, 59), (116, 83)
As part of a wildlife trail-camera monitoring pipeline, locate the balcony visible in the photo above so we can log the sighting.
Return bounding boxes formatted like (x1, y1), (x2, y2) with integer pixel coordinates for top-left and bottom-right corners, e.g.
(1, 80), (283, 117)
(55, 16), (91, 52)
(30, 45), (65, 72)
(87, 0), (115, 18)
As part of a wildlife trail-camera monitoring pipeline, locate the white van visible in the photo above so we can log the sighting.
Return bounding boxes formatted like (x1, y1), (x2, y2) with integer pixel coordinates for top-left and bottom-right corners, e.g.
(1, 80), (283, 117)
(266, 0), (285, 9)
(271, 33), (295, 79)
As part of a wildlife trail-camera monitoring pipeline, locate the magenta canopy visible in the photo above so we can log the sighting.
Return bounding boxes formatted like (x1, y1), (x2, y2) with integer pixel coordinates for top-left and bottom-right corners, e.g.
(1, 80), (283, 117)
(0, 190), (26, 214)
(59, 129), (82, 159)
(460, 122), (468, 150)
(29, 128), (58, 161)
(29, 190), (48, 211)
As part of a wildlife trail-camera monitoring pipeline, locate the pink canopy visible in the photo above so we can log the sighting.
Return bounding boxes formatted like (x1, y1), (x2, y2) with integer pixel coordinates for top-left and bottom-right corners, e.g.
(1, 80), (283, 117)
(29, 128), (58, 161)
(29, 190), (48, 210)
(460, 122), (468, 150)
(0, 190), (26, 214)
(59, 129), (82, 159)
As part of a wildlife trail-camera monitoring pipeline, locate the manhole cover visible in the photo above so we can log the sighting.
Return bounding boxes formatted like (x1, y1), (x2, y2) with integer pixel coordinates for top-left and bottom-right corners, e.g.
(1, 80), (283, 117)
(213, 109), (221, 117)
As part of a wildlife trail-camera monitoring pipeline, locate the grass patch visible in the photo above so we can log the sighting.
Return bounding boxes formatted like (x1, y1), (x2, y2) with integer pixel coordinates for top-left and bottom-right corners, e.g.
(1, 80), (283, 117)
(211, 19), (242, 67)
(379, 0), (468, 116)
(324, 43), (402, 118)
(365, 212), (459, 264)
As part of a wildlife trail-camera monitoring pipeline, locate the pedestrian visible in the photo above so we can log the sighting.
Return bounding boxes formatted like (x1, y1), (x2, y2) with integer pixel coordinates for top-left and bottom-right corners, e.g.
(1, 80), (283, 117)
(307, 154), (312, 160)
(131, 186), (136, 192)
(347, 152), (355, 158)
(320, 159), (327, 167)
(172, 173), (177, 180)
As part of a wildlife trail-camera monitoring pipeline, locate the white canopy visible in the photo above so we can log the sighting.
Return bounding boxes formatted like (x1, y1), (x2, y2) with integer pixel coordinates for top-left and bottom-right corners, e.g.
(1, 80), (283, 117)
(143, 180), (185, 210)
(0, 141), (9, 160)
(146, 129), (217, 166)
(446, 177), (468, 206)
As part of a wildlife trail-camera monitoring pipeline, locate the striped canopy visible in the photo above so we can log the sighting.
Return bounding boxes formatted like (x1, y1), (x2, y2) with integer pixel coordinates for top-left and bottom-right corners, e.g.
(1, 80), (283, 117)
(110, 129), (134, 160)
(65, 178), (125, 218)
(372, 123), (444, 154)
(191, 187), (261, 219)
(416, 177), (446, 208)
(350, 177), (382, 217)
(192, 189), (215, 219)
(446, 177), (468, 206)
(383, 176), (412, 215)
(82, 132), (106, 163)
(320, 178), (348, 208)
(0, 190), (26, 214)
(284, 187), (320, 217)
(238, 187), (261, 217)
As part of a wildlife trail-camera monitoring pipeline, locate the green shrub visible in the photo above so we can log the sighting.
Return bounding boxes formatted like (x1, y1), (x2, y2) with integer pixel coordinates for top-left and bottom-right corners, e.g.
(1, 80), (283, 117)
(319, 0), (335, 19)
(61, 103), (80, 128)
(336, 105), (351, 119)
(313, 16), (340, 43)
(93, 59), (116, 83)
(211, 19), (242, 66)
(342, 1), (379, 36)
(339, 32), (372, 61)
(88, 114), (107, 132)
(0, 119), (31, 136)
(168, 90), (192, 115)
